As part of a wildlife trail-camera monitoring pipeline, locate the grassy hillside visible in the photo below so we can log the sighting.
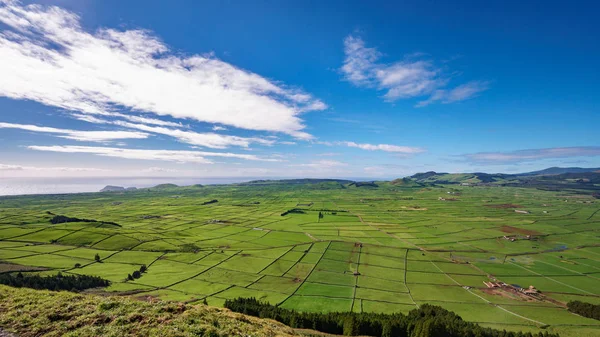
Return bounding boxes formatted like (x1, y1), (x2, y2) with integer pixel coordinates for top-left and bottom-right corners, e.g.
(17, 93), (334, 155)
(0, 285), (297, 337)
(1, 180), (600, 336)
(407, 170), (600, 193)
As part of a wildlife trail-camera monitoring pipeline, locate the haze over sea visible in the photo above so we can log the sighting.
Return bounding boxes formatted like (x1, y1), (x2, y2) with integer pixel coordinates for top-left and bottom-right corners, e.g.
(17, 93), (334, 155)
(0, 177), (249, 196)
(0, 177), (375, 196)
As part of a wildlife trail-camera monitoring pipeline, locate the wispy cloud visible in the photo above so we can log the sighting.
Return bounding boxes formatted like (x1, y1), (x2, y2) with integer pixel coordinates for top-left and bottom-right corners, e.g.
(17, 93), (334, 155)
(27, 145), (281, 163)
(0, 1), (325, 139)
(339, 141), (425, 154)
(111, 121), (275, 149)
(212, 125), (227, 131)
(0, 121), (148, 142)
(0, 163), (108, 172)
(71, 115), (274, 149)
(141, 167), (180, 173)
(341, 35), (488, 106)
(295, 160), (347, 168)
(416, 81), (490, 107)
(464, 146), (600, 164)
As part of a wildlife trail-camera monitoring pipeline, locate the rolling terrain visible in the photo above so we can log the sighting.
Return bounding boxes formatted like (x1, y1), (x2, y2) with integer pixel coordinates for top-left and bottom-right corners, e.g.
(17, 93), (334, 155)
(1, 171), (600, 336)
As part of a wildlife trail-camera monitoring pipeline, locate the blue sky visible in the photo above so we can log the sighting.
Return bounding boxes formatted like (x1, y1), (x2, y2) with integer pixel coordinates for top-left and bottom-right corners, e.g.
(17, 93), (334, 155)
(0, 0), (599, 179)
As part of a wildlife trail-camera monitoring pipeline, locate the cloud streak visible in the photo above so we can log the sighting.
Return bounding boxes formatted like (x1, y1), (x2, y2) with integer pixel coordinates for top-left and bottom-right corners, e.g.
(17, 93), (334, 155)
(295, 160), (347, 168)
(341, 35), (488, 106)
(416, 81), (490, 107)
(464, 146), (600, 164)
(339, 141), (425, 154)
(0, 163), (108, 172)
(27, 145), (281, 163)
(0, 121), (148, 142)
(0, 1), (325, 139)
(70, 114), (274, 149)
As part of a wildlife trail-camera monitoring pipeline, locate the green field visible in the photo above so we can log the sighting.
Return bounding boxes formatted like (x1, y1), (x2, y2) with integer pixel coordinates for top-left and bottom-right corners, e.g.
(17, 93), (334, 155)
(1, 181), (599, 337)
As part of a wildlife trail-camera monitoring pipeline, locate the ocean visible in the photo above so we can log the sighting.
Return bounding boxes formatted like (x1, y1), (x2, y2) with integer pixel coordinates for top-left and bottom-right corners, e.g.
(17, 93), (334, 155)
(0, 177), (252, 196)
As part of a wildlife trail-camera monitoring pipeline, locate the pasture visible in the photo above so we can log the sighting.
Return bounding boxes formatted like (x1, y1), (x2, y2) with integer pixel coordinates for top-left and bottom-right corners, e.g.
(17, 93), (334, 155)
(0, 181), (599, 337)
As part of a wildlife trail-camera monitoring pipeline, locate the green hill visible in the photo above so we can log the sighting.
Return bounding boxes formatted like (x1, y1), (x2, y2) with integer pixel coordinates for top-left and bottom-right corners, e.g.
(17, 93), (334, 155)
(0, 285), (297, 337)
(151, 183), (179, 189)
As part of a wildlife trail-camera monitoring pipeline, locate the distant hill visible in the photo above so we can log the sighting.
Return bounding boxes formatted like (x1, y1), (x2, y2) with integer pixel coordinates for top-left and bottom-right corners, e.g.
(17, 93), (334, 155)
(410, 171), (444, 180)
(151, 183), (179, 189)
(390, 177), (424, 187)
(242, 178), (353, 185)
(406, 167), (600, 192)
(99, 185), (125, 192)
(407, 172), (512, 184)
(518, 167), (600, 176)
(348, 181), (379, 188)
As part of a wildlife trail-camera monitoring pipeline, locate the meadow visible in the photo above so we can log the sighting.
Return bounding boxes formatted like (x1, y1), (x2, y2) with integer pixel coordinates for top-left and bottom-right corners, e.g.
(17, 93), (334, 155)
(0, 180), (599, 336)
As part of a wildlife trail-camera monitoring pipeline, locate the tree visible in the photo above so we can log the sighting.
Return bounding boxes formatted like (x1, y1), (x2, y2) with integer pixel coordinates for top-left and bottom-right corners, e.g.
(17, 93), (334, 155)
(132, 270), (141, 279)
(127, 274), (134, 281)
(94, 253), (101, 262)
(74, 263), (82, 268)
(140, 264), (147, 273)
(343, 316), (358, 335)
(203, 298), (208, 305)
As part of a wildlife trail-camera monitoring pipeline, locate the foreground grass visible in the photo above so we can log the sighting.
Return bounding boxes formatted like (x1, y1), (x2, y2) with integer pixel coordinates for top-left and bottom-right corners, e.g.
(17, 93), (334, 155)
(0, 285), (297, 337)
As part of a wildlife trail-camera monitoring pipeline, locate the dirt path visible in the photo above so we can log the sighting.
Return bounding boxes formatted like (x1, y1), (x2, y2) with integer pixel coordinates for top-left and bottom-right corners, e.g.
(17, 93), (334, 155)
(304, 232), (318, 241)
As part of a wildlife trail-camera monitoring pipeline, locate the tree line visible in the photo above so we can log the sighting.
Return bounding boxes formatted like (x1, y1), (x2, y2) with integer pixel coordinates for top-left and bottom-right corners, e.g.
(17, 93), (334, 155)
(281, 208), (306, 216)
(0, 272), (109, 291)
(49, 214), (121, 227)
(567, 301), (600, 320)
(224, 297), (558, 337)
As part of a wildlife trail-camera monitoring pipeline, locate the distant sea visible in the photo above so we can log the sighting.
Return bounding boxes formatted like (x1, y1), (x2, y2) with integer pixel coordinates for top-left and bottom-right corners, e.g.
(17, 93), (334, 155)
(0, 176), (377, 196)
(0, 177), (252, 196)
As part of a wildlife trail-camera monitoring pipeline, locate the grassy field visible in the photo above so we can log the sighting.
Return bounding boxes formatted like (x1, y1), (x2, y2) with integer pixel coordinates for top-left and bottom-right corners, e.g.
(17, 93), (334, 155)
(0, 284), (299, 337)
(1, 180), (599, 336)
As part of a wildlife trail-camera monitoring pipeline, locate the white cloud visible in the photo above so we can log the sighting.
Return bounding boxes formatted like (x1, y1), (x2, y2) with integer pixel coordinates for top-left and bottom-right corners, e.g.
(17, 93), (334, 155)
(111, 121), (275, 149)
(416, 81), (490, 107)
(280, 141), (296, 145)
(212, 125), (227, 131)
(296, 160), (347, 168)
(142, 167), (180, 173)
(113, 113), (183, 128)
(27, 145), (281, 163)
(0, 1), (325, 139)
(464, 146), (600, 164)
(72, 113), (182, 128)
(0, 121), (148, 142)
(70, 114), (274, 149)
(0, 162), (108, 172)
(339, 141), (425, 154)
(341, 35), (487, 105)
(0, 163), (23, 170)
